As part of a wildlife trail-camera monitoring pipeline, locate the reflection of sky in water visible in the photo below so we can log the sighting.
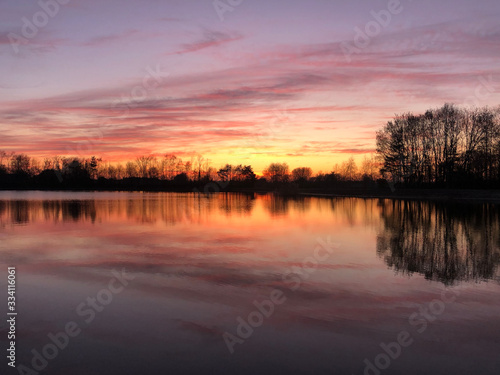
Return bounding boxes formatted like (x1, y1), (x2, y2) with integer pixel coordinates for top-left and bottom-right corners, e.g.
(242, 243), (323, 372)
(0, 192), (499, 375)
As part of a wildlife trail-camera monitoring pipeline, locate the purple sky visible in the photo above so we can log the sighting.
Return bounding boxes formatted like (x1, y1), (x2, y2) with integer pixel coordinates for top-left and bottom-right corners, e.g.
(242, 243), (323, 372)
(1, 0), (499, 172)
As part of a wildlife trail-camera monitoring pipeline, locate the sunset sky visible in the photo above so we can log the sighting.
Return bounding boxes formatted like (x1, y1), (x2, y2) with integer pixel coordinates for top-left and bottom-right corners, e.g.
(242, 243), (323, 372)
(1, 0), (499, 173)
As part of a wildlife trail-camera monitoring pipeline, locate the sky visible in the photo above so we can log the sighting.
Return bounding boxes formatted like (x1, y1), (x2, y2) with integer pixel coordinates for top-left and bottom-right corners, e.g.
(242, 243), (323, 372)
(1, 0), (500, 173)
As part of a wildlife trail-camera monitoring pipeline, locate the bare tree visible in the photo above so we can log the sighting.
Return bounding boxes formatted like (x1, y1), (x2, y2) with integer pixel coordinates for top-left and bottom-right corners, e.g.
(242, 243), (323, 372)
(340, 157), (358, 181)
(10, 154), (31, 174)
(263, 163), (289, 183)
(291, 167), (312, 182)
(135, 156), (156, 178)
(0, 150), (10, 171)
(126, 161), (138, 178)
(377, 104), (500, 186)
(360, 155), (380, 180)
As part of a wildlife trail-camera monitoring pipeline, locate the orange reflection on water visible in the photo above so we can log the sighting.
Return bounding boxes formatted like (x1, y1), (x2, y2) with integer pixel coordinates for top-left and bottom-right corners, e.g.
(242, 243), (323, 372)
(0, 192), (499, 375)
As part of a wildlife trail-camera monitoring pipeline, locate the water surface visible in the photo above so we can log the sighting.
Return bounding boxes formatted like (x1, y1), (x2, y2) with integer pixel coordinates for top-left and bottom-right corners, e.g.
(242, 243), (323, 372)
(0, 192), (499, 375)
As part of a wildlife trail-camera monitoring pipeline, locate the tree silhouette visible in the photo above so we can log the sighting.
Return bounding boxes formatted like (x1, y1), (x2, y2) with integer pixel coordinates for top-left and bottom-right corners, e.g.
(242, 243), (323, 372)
(377, 104), (500, 187)
(263, 163), (289, 183)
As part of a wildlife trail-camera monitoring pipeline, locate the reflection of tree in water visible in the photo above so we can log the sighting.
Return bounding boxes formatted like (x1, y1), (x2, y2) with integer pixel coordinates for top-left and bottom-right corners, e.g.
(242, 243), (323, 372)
(217, 193), (255, 215)
(0, 200), (99, 224)
(261, 194), (289, 216)
(0, 194), (316, 224)
(12, 200), (30, 224)
(42, 200), (97, 223)
(0, 193), (256, 226)
(261, 195), (311, 217)
(377, 200), (500, 284)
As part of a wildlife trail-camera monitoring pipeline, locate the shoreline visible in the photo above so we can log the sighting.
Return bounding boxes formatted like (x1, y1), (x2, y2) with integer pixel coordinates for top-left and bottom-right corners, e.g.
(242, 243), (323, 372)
(298, 191), (500, 203)
(1, 188), (499, 203)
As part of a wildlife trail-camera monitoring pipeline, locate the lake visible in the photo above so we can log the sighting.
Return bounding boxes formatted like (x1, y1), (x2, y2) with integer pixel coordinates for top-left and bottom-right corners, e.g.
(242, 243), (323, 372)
(0, 191), (499, 375)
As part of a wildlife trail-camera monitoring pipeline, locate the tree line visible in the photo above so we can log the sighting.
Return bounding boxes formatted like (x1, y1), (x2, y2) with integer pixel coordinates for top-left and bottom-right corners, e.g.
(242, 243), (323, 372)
(377, 104), (500, 187)
(1, 103), (499, 192)
(0, 150), (381, 190)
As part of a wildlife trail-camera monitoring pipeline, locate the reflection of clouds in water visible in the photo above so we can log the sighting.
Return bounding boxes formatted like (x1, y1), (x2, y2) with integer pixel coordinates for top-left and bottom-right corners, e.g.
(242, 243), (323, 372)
(1, 193), (500, 374)
(2, 193), (499, 285)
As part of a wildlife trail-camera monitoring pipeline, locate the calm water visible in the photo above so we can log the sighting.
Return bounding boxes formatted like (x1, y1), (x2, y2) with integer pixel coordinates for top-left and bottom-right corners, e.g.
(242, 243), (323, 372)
(0, 191), (499, 375)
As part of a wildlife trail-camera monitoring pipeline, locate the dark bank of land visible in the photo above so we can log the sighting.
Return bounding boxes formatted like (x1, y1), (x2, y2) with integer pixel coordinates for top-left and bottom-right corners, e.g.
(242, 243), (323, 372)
(1, 170), (499, 203)
(1, 105), (499, 201)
